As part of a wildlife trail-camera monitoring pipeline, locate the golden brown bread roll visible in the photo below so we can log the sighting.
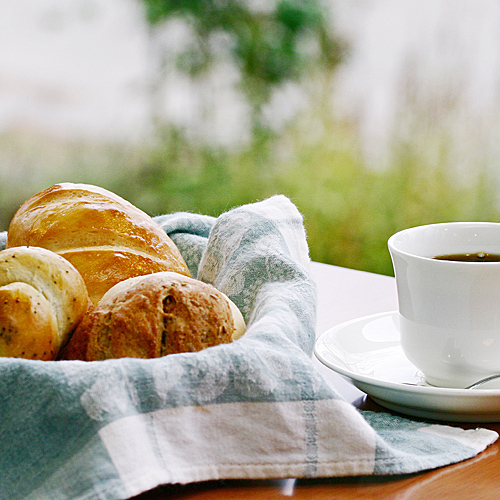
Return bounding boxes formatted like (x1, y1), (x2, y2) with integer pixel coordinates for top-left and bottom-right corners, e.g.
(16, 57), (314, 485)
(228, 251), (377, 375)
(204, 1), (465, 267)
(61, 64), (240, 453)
(0, 282), (58, 361)
(0, 246), (89, 360)
(60, 272), (246, 361)
(7, 183), (190, 305)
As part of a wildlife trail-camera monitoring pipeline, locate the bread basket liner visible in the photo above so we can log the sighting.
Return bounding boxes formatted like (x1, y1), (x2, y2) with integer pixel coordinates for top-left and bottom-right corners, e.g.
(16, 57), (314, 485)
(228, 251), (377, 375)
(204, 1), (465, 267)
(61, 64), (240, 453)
(0, 195), (496, 500)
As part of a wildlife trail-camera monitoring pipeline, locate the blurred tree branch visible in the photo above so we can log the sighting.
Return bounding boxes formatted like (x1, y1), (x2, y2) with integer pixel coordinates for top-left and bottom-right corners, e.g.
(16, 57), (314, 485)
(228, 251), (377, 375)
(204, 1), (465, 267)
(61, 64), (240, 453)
(140, 0), (343, 131)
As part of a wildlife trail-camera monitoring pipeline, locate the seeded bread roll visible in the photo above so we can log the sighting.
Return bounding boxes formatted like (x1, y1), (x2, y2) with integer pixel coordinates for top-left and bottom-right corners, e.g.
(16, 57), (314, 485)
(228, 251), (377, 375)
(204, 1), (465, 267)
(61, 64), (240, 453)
(0, 283), (58, 361)
(60, 272), (246, 361)
(0, 246), (89, 360)
(7, 183), (190, 305)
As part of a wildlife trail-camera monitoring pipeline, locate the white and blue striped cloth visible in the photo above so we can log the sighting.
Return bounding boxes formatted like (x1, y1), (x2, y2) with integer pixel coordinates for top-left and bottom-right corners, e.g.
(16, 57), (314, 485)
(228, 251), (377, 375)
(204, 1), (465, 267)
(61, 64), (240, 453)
(0, 196), (496, 500)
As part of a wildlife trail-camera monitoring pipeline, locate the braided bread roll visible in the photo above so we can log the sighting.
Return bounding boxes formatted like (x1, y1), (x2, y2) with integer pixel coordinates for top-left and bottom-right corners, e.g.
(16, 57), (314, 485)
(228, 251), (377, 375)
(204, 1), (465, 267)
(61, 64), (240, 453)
(7, 183), (190, 305)
(0, 246), (89, 360)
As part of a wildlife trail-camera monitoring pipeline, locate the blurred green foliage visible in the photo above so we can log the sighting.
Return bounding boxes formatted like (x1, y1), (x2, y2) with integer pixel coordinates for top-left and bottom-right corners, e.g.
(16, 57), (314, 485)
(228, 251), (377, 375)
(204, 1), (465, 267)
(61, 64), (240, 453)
(110, 114), (499, 277)
(141, 0), (342, 125)
(1, 114), (498, 277)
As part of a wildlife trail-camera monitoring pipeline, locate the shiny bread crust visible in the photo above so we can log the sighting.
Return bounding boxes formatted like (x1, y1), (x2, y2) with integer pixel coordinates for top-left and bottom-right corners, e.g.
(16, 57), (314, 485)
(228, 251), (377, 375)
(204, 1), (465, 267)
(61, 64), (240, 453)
(7, 183), (190, 305)
(0, 282), (59, 360)
(0, 246), (90, 359)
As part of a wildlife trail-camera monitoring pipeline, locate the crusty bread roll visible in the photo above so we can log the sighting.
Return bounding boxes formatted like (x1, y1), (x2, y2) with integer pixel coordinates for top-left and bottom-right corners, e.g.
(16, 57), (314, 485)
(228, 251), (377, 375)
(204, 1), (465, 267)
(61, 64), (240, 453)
(0, 246), (89, 360)
(7, 183), (190, 305)
(60, 272), (246, 361)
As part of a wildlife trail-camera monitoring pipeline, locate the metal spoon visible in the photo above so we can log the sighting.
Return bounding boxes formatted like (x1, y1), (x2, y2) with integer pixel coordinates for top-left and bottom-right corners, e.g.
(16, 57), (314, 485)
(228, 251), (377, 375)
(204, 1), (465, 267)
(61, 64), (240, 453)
(465, 373), (500, 390)
(403, 373), (500, 389)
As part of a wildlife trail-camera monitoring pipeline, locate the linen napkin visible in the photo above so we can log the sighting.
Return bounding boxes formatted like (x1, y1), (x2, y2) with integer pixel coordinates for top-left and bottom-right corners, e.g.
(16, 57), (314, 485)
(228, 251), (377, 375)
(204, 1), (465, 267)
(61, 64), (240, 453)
(0, 195), (496, 500)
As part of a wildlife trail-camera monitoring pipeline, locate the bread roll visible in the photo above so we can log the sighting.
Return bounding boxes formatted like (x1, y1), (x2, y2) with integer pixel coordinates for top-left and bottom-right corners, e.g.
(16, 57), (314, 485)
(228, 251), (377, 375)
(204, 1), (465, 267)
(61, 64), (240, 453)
(7, 183), (190, 305)
(0, 283), (58, 360)
(0, 246), (89, 359)
(61, 272), (246, 361)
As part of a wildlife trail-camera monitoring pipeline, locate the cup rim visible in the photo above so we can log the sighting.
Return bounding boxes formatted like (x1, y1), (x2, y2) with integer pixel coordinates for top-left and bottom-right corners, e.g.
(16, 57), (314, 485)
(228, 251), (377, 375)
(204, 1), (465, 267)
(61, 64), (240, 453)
(388, 221), (500, 264)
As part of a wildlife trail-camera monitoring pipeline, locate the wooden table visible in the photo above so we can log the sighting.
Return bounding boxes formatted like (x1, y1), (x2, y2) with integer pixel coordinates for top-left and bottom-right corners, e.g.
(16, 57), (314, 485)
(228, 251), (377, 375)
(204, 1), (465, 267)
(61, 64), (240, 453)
(133, 262), (500, 500)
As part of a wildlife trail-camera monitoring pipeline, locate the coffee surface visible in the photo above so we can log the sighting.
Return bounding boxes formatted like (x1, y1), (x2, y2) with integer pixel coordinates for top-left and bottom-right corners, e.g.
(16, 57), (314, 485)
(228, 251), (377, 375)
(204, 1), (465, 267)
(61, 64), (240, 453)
(434, 252), (500, 262)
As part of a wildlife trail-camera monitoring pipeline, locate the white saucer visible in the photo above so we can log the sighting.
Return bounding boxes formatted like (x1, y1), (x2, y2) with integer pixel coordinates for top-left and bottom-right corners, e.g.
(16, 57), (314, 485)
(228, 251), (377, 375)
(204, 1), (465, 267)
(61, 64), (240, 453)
(314, 311), (500, 422)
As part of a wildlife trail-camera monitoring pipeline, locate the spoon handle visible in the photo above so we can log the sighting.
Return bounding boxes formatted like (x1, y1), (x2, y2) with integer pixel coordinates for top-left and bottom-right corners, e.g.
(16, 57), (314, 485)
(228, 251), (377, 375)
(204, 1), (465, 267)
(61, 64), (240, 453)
(466, 374), (500, 389)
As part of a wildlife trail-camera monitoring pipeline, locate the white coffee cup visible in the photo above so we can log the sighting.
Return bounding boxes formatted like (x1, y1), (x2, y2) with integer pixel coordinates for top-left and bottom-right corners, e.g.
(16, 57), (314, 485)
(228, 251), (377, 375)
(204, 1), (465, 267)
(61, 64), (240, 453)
(388, 222), (500, 388)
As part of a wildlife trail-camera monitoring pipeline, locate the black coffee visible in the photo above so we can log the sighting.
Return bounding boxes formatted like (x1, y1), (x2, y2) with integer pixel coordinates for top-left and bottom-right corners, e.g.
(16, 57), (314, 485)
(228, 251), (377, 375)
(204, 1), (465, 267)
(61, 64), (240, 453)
(434, 252), (500, 262)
